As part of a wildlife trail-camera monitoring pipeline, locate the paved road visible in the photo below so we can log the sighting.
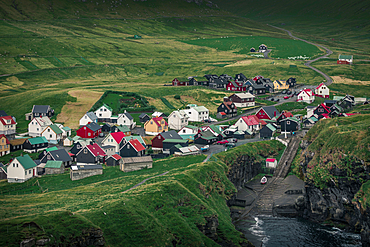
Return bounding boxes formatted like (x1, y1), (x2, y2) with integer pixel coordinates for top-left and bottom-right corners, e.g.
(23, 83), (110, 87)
(268, 25), (333, 85)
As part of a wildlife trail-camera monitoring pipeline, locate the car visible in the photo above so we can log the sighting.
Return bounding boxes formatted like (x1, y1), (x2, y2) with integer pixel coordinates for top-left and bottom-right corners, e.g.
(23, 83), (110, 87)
(284, 96), (290, 99)
(275, 98), (280, 102)
(270, 98), (274, 101)
(227, 138), (238, 143)
(225, 143), (236, 148)
(287, 90), (292, 95)
(216, 140), (229, 145)
(282, 90), (287, 94)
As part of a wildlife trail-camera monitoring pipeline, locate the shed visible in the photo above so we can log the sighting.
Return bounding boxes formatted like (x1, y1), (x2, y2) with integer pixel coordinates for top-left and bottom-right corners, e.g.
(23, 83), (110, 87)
(106, 154), (122, 166)
(266, 158), (277, 168)
(0, 163), (7, 180)
(44, 160), (64, 175)
(70, 164), (103, 181)
(139, 113), (150, 123)
(120, 156), (153, 172)
(259, 124), (276, 138)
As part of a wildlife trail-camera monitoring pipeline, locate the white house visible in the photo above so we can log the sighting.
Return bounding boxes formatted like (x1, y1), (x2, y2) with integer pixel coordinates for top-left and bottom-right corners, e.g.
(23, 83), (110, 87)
(0, 116), (17, 135)
(233, 115), (260, 132)
(297, 89), (315, 103)
(28, 116), (53, 137)
(181, 104), (209, 122)
(63, 137), (74, 147)
(55, 123), (71, 137)
(337, 55), (353, 65)
(7, 154), (37, 183)
(315, 83), (330, 98)
(306, 106), (316, 119)
(79, 112), (98, 126)
(229, 92), (255, 108)
(94, 103), (113, 120)
(178, 125), (199, 135)
(266, 158), (277, 168)
(41, 124), (63, 143)
(168, 110), (189, 130)
(117, 111), (136, 129)
(101, 132), (126, 153)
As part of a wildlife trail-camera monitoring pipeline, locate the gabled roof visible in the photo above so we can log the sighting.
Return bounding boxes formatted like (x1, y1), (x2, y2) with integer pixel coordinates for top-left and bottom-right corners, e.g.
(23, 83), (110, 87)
(9, 138), (27, 146)
(84, 112), (98, 121)
(33, 116), (53, 127)
(266, 158), (276, 162)
(110, 154), (122, 160)
(16, 154), (37, 170)
(28, 136), (48, 145)
(231, 92), (255, 99)
(0, 116), (16, 125)
(260, 106), (280, 119)
(84, 122), (101, 132)
(160, 130), (182, 140)
(111, 132), (126, 144)
(152, 117), (167, 127)
(86, 143), (106, 157)
(119, 112), (134, 120)
(199, 130), (217, 139)
(123, 135), (146, 147)
(183, 125), (198, 130)
(48, 149), (73, 162)
(241, 115), (259, 126)
(265, 123), (277, 132)
(45, 160), (63, 168)
(170, 110), (189, 119)
(45, 146), (58, 152)
(121, 156), (153, 164)
(47, 124), (63, 135)
(277, 111), (294, 120)
(192, 106), (209, 112)
(315, 83), (326, 89)
(0, 110), (7, 117)
(129, 139), (145, 152)
(139, 113), (149, 118)
(163, 139), (188, 143)
(101, 103), (113, 112)
(32, 105), (51, 114)
(116, 125), (130, 133)
(298, 89), (314, 97)
(338, 55), (353, 60)
(281, 117), (300, 123)
(0, 134), (10, 144)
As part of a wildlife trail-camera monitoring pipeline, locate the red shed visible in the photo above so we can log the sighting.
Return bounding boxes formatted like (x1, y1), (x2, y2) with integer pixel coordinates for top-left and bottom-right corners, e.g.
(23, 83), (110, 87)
(77, 122), (102, 138)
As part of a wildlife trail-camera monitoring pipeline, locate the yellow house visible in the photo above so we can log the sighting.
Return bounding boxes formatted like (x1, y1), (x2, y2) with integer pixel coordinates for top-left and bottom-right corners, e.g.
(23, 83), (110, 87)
(0, 134), (10, 157)
(144, 117), (168, 135)
(273, 80), (290, 90)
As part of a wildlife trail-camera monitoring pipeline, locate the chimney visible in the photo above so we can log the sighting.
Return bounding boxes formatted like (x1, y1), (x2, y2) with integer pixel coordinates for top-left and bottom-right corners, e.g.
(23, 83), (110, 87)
(124, 110), (127, 113)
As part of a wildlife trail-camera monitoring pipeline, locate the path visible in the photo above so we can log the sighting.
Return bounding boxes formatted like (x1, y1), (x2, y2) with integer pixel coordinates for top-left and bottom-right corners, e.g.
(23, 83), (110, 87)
(121, 171), (169, 193)
(268, 25), (333, 85)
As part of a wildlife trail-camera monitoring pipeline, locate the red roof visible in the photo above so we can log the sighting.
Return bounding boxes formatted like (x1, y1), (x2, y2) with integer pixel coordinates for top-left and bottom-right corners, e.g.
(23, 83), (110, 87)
(259, 119), (267, 126)
(241, 116), (259, 126)
(317, 103), (330, 113)
(111, 154), (122, 160)
(345, 113), (359, 116)
(0, 116), (16, 126)
(266, 158), (276, 162)
(87, 143), (107, 157)
(152, 117), (167, 127)
(111, 132), (126, 144)
(278, 111), (294, 119)
(220, 112), (226, 115)
(321, 114), (331, 119)
(315, 83), (325, 89)
(129, 139), (145, 152)
(68, 152), (75, 156)
(0, 134), (10, 144)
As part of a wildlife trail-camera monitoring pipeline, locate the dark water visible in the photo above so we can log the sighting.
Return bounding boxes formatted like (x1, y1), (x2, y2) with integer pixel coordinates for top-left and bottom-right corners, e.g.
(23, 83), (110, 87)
(235, 215), (361, 247)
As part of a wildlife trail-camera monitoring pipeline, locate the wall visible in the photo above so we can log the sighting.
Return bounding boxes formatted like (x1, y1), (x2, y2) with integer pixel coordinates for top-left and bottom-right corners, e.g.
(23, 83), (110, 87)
(70, 169), (103, 181)
(120, 162), (152, 172)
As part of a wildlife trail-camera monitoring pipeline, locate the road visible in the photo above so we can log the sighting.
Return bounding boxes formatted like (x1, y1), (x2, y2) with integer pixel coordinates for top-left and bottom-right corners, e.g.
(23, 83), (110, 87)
(268, 25), (333, 85)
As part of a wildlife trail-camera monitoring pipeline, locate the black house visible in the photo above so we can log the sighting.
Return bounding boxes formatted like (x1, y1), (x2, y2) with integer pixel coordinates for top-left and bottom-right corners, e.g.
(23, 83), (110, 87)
(250, 47), (256, 52)
(280, 117), (300, 132)
(259, 124), (277, 138)
(194, 130), (217, 145)
(338, 95), (355, 110)
(245, 80), (266, 95)
(23, 137), (48, 153)
(40, 149), (73, 167)
(286, 77), (297, 88)
(209, 77), (228, 89)
(101, 123), (113, 132)
(26, 105), (54, 120)
(139, 113), (151, 123)
(106, 154), (122, 166)
(0, 110), (7, 117)
(119, 139), (145, 157)
(235, 73), (247, 83)
(188, 77), (198, 86)
(9, 138), (27, 152)
(162, 139), (188, 154)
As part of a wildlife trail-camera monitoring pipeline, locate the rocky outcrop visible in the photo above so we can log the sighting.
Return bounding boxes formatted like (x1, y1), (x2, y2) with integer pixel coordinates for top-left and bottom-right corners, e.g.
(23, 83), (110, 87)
(226, 155), (261, 190)
(67, 228), (105, 247)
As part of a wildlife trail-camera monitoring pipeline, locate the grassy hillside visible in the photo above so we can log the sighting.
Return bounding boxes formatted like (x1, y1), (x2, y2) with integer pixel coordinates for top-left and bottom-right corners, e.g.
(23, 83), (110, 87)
(0, 140), (284, 246)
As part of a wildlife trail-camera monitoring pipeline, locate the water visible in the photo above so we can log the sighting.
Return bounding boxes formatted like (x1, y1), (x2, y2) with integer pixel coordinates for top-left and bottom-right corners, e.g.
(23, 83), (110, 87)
(236, 215), (361, 247)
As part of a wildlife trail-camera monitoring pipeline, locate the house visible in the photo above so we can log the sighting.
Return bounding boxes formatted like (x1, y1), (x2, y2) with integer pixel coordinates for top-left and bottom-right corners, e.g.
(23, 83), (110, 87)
(28, 116), (53, 137)
(44, 160), (64, 175)
(63, 137), (74, 147)
(0, 163), (7, 180)
(172, 78), (189, 86)
(280, 117), (300, 132)
(276, 110), (294, 125)
(306, 106), (316, 119)
(38, 146), (58, 159)
(217, 98), (237, 118)
(25, 105), (54, 121)
(75, 143), (106, 165)
(101, 123), (113, 132)
(111, 125), (131, 136)
(41, 124), (63, 144)
(0, 116), (17, 136)
(235, 73), (248, 83)
(234, 115), (260, 132)
(120, 156), (153, 173)
(79, 112), (98, 126)
(338, 95), (355, 109)
(170, 145), (200, 156)
(24, 137), (48, 153)
(182, 104), (209, 122)
(209, 77), (229, 89)
(152, 112), (167, 118)
(119, 139), (146, 157)
(255, 106), (280, 121)
(201, 125), (226, 140)
(188, 77), (199, 86)
(259, 44), (267, 52)
(168, 110), (189, 130)
(226, 80), (246, 92)
(163, 139), (189, 154)
(94, 103), (113, 121)
(266, 158), (277, 168)
(303, 117), (317, 127)
(273, 80), (289, 91)
(194, 130), (217, 145)
(222, 126), (238, 137)
(69, 139), (93, 160)
(106, 154), (122, 166)
(70, 164), (103, 181)
(9, 138), (27, 152)
(229, 92), (255, 108)
(7, 154), (37, 183)
(234, 129), (253, 139)
(324, 100), (337, 108)
(151, 130), (183, 151)
(259, 124), (277, 138)
(0, 134), (10, 157)
(0, 110), (7, 117)
(60, 126), (71, 137)
(245, 79), (266, 95)
(286, 77), (297, 88)
(250, 47), (256, 52)
(39, 148), (73, 167)
(256, 77), (274, 93)
(144, 117), (168, 135)
(297, 89), (315, 103)
(139, 113), (150, 123)
(101, 132), (126, 153)
(329, 103), (344, 117)
(76, 122), (102, 139)
(313, 103), (331, 118)
(315, 83), (330, 98)
(122, 135), (146, 149)
(178, 125), (199, 140)
(337, 55), (353, 65)
(117, 111), (136, 129)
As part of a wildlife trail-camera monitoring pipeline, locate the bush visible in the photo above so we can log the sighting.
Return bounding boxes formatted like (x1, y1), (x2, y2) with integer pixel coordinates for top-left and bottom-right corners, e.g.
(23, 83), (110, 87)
(174, 95), (181, 100)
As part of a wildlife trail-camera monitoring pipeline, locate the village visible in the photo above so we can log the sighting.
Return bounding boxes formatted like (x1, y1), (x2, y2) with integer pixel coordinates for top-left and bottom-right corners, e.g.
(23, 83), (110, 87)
(0, 66), (365, 184)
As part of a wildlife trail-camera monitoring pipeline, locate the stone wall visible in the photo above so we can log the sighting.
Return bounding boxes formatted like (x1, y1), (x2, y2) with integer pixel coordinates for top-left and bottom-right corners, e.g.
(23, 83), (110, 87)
(120, 162), (152, 172)
(70, 169), (103, 181)
(45, 167), (64, 175)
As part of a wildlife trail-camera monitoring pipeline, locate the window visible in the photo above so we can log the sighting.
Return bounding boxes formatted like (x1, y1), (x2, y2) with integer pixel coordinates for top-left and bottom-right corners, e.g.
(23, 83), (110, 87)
(158, 136), (161, 139)
(161, 121), (164, 124)
(104, 109), (107, 112)
(16, 163), (18, 167)
(127, 145), (130, 149)
(37, 128), (39, 131)
(100, 108), (103, 111)
(13, 163), (15, 167)
(88, 132), (91, 136)
(48, 129), (50, 132)
(50, 134), (52, 138)
(84, 149), (88, 154)
(151, 121), (153, 124)
(77, 144), (81, 149)
(25, 171), (27, 175)
(287, 121), (291, 125)
(183, 130), (186, 133)
(29, 170), (31, 174)
(85, 116), (87, 119)
(47, 154), (51, 160)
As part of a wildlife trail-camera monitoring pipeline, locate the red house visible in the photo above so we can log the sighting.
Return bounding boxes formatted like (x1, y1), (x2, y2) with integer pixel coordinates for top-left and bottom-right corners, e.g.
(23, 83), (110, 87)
(255, 106), (280, 121)
(226, 81), (246, 92)
(151, 130), (183, 150)
(77, 122), (102, 138)
(172, 78), (188, 86)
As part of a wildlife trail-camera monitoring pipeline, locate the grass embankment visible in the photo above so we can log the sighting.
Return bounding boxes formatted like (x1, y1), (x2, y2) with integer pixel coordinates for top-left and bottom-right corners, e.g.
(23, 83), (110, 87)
(0, 140), (284, 246)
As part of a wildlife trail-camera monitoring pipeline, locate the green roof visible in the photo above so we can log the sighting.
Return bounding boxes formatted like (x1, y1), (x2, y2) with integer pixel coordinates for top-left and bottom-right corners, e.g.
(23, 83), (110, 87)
(62, 127), (71, 131)
(234, 130), (245, 135)
(338, 55), (353, 60)
(2, 165), (7, 173)
(245, 129), (253, 135)
(266, 124), (277, 132)
(16, 155), (37, 170)
(101, 103), (113, 112)
(123, 135), (145, 146)
(116, 125), (130, 133)
(185, 125), (198, 130)
(28, 136), (48, 145)
(45, 146), (58, 152)
(45, 160), (63, 169)
(209, 125), (222, 134)
(179, 134), (196, 140)
(174, 144), (183, 149)
(49, 124), (63, 135)
(66, 137), (73, 141)
(163, 139), (188, 143)
(283, 117), (300, 123)
(333, 96), (345, 101)
(309, 116), (318, 122)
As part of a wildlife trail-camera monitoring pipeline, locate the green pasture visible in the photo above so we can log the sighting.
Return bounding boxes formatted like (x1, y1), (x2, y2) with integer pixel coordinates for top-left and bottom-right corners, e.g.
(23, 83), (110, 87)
(182, 36), (322, 59)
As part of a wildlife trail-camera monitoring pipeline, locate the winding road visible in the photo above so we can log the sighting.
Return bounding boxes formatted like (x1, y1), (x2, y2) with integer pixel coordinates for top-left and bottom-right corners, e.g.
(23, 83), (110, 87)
(268, 25), (333, 85)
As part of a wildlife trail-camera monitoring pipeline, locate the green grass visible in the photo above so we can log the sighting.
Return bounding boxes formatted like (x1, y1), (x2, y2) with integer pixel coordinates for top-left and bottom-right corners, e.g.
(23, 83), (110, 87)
(275, 97), (326, 113)
(0, 150), (41, 165)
